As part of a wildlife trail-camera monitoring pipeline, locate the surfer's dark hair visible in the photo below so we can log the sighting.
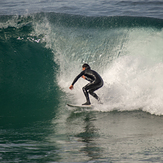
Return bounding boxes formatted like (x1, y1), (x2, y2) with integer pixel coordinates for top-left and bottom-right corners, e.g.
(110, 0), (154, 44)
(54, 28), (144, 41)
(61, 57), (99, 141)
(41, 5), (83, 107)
(82, 63), (90, 69)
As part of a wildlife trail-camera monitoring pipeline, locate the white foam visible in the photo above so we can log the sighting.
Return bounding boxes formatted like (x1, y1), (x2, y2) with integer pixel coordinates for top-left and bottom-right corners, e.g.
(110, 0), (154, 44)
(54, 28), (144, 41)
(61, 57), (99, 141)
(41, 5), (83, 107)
(32, 17), (163, 115)
(100, 28), (163, 115)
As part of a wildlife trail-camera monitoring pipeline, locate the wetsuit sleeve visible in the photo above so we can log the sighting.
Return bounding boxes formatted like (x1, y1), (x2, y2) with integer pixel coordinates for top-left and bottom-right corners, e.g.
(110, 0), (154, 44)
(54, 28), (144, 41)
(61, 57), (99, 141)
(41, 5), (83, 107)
(71, 71), (84, 86)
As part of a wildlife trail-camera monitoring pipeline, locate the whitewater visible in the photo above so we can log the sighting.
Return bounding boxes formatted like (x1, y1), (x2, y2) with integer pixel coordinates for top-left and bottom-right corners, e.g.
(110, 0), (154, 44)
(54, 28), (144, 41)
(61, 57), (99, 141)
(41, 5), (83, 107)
(29, 14), (163, 115)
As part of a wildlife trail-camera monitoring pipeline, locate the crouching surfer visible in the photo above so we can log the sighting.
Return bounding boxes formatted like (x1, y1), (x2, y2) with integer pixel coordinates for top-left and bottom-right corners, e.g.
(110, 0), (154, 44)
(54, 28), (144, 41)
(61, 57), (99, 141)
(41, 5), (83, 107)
(69, 63), (103, 105)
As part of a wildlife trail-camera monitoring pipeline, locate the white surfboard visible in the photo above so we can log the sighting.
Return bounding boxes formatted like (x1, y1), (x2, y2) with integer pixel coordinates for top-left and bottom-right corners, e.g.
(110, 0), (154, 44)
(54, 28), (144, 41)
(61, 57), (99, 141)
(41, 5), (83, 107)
(67, 103), (93, 108)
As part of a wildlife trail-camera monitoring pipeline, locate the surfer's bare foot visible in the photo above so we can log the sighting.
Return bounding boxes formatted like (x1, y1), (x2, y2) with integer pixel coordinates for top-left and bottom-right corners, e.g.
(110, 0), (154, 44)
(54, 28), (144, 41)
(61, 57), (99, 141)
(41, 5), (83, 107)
(82, 101), (91, 105)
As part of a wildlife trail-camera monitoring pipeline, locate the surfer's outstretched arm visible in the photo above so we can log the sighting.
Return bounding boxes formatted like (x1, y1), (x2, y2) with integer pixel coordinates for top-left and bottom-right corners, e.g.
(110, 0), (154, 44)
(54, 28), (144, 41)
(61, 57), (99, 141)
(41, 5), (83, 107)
(71, 71), (84, 86)
(69, 71), (85, 90)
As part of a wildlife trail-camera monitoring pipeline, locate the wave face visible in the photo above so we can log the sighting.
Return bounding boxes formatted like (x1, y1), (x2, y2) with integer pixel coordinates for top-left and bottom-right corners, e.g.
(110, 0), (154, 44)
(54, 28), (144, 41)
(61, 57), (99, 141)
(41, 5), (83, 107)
(0, 13), (163, 116)
(0, 14), (60, 126)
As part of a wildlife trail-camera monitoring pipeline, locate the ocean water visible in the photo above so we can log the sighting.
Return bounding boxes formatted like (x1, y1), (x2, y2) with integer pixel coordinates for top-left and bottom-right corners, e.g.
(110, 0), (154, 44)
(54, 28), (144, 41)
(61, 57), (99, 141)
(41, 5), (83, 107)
(0, 0), (163, 162)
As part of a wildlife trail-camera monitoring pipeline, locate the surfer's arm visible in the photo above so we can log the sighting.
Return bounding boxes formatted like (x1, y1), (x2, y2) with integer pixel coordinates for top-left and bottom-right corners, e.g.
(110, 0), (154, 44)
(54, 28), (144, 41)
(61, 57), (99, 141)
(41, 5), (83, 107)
(71, 71), (84, 86)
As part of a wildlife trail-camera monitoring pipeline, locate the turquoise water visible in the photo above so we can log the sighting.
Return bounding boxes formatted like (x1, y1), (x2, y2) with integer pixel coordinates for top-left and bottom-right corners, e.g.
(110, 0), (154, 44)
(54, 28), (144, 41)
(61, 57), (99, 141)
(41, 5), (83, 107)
(1, 1), (163, 162)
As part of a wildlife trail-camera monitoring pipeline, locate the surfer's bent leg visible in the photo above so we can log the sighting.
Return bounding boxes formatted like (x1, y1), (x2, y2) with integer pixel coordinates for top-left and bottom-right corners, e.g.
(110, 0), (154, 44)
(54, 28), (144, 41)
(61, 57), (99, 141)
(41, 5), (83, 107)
(82, 83), (92, 105)
(82, 82), (103, 105)
(88, 82), (103, 101)
(88, 90), (99, 100)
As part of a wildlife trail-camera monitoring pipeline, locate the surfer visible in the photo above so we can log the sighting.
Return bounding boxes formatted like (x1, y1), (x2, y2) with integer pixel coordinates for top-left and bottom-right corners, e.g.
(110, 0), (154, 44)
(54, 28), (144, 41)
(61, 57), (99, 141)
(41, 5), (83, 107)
(69, 63), (103, 105)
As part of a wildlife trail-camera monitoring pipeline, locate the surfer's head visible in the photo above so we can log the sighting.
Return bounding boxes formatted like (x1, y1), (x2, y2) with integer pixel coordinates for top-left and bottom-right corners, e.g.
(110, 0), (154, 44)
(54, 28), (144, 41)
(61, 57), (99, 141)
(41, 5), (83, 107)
(82, 63), (90, 70)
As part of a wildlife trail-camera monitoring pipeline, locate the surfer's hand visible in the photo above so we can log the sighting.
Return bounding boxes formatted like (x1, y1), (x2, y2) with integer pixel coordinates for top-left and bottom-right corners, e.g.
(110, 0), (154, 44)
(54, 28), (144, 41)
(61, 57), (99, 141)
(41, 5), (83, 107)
(82, 75), (86, 79)
(69, 85), (73, 90)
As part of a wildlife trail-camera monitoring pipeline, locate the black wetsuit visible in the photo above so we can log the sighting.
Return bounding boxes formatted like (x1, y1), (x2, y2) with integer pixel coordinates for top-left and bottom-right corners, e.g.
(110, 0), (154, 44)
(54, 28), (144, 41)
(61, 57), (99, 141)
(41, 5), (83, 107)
(71, 67), (103, 104)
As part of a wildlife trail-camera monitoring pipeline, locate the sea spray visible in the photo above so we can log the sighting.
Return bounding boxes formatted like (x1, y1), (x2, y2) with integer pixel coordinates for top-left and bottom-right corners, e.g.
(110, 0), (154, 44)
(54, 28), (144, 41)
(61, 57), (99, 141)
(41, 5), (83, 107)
(101, 28), (163, 114)
(31, 14), (163, 115)
(3, 13), (163, 115)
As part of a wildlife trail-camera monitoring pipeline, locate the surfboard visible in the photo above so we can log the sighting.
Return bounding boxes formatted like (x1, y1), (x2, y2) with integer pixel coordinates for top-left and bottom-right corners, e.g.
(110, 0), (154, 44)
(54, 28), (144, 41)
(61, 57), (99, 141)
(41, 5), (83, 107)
(67, 103), (93, 108)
